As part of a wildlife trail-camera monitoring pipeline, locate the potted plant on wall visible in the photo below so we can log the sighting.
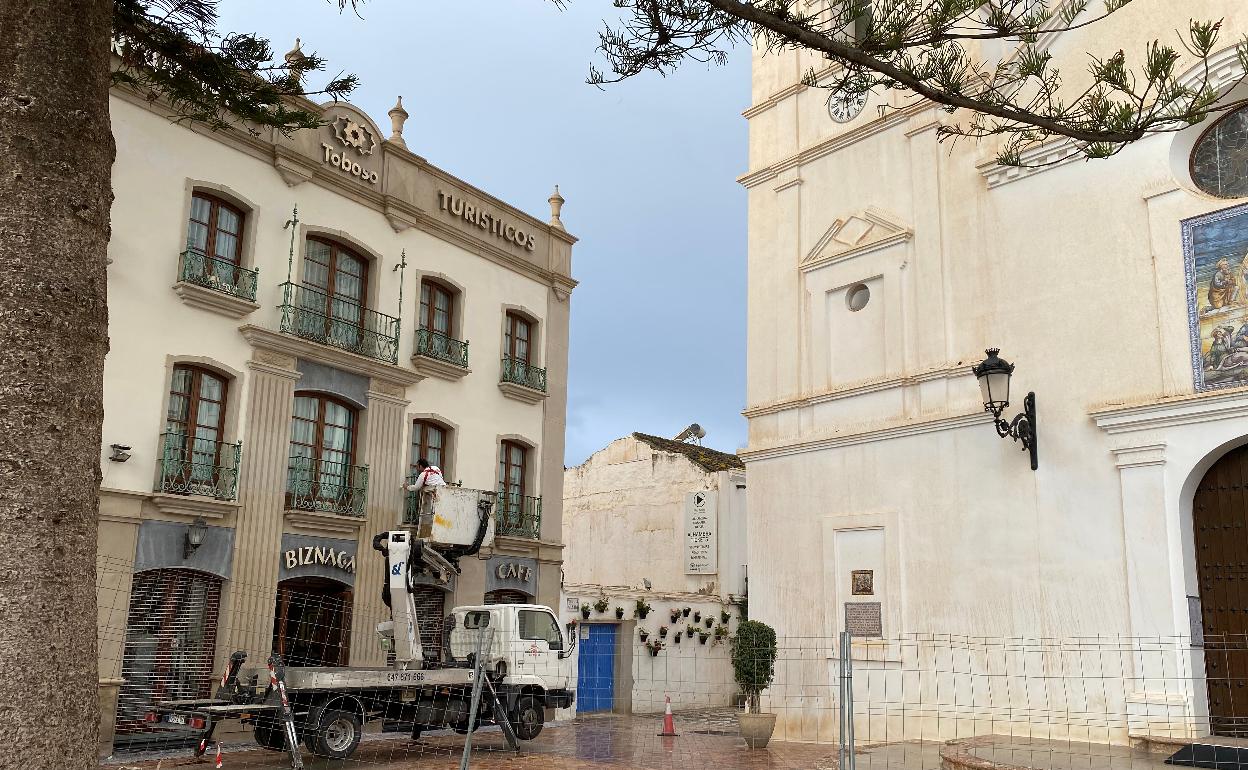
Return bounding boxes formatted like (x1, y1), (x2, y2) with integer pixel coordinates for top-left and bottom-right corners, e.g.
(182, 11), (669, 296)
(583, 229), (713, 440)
(635, 598), (652, 619)
(639, 628), (650, 643)
(698, 630), (710, 645)
(713, 624), (729, 646)
(693, 611), (702, 623)
(581, 604), (591, 620)
(659, 625), (669, 639)
(721, 610), (731, 624)
(682, 607), (691, 618)
(704, 617), (714, 630)
(594, 597), (609, 614)
(670, 608), (681, 623)
(615, 606), (625, 619)
(686, 624), (696, 638)
(733, 620), (779, 749)
(673, 631), (681, 645)
(645, 639), (664, 657)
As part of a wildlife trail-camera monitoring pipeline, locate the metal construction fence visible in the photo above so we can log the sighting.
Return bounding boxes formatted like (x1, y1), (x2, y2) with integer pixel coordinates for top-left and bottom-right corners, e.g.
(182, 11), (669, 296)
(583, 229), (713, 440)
(95, 557), (1232, 769)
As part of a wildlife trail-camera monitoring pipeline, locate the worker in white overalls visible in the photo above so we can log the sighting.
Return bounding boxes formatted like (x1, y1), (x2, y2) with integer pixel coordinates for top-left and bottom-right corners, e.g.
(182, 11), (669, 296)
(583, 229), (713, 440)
(403, 458), (446, 517)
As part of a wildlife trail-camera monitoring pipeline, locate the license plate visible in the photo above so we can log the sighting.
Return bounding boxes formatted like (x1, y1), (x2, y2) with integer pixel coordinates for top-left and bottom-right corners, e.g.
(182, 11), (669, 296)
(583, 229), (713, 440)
(164, 714), (187, 726)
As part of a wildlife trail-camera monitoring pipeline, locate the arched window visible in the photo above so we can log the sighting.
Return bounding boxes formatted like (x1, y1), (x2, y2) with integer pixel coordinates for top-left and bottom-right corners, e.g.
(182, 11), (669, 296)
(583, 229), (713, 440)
(504, 312), (533, 365)
(161, 365), (230, 496)
(1191, 106), (1248, 199)
(420, 280), (456, 337)
(287, 393), (363, 515)
(300, 238), (369, 349)
(410, 420), (449, 477)
(185, 193), (244, 266)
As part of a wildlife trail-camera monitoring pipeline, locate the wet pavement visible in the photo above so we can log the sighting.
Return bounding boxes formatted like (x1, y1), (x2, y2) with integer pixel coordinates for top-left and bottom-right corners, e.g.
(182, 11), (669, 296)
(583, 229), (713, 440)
(105, 715), (1180, 770)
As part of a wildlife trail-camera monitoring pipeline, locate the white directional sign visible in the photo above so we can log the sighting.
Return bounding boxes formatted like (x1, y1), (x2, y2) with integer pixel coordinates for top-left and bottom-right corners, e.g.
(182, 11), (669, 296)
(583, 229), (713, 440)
(684, 491), (718, 575)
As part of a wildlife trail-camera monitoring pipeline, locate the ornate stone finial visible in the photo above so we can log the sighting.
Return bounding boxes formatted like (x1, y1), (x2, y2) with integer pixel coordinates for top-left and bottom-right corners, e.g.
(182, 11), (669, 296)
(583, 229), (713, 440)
(284, 38), (305, 85)
(387, 96), (409, 147)
(548, 184), (566, 230)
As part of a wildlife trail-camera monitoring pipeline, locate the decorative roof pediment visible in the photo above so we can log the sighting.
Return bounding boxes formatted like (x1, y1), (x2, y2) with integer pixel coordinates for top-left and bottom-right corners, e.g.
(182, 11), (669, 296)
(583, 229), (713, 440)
(802, 207), (913, 271)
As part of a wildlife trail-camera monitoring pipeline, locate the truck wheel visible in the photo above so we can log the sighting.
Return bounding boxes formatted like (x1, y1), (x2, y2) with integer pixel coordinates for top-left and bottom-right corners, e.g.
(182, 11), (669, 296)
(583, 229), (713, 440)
(512, 695), (543, 741)
(307, 708), (362, 759)
(254, 720), (289, 751)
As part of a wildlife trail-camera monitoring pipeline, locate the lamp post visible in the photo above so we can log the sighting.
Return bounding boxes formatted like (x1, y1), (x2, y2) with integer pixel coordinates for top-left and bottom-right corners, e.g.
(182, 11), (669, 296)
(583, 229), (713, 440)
(971, 348), (1038, 471)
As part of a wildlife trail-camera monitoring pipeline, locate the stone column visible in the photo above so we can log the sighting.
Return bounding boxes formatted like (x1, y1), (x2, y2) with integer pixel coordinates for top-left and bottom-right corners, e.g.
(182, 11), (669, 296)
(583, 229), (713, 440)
(222, 351), (300, 664)
(349, 380), (409, 666)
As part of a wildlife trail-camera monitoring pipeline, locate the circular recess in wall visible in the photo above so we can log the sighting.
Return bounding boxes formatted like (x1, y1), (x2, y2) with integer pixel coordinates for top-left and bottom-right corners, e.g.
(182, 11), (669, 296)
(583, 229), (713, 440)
(845, 283), (871, 312)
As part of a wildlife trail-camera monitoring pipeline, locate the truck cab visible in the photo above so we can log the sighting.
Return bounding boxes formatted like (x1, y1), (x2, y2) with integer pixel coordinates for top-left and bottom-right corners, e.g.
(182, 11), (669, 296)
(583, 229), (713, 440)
(448, 603), (575, 694)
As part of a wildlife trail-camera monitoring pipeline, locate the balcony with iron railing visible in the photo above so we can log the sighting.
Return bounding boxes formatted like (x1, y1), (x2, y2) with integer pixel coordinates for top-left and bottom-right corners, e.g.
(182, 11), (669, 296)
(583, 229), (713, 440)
(285, 455), (369, 517)
(278, 282), (400, 365)
(414, 328), (469, 368)
(178, 249), (259, 303)
(156, 432), (242, 500)
(500, 357), (547, 393)
(495, 490), (542, 539)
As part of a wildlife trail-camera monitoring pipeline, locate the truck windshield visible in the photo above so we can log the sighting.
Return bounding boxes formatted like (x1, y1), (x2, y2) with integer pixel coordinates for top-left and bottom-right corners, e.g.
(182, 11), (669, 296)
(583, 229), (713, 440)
(518, 610), (562, 649)
(463, 611), (491, 629)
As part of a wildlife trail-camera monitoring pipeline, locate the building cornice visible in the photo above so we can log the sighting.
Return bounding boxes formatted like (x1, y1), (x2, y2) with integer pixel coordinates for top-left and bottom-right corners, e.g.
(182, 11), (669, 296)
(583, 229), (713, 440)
(738, 104), (927, 189)
(1090, 387), (1248, 435)
(739, 410), (992, 462)
(743, 363), (971, 418)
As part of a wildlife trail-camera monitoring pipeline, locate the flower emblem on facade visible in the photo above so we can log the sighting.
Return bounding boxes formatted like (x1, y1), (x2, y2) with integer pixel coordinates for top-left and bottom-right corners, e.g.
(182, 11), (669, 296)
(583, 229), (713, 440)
(332, 115), (376, 155)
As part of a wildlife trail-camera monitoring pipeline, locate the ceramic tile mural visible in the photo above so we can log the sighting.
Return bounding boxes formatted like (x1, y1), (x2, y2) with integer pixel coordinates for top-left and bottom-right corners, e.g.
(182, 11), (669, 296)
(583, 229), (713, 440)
(1185, 202), (1248, 391)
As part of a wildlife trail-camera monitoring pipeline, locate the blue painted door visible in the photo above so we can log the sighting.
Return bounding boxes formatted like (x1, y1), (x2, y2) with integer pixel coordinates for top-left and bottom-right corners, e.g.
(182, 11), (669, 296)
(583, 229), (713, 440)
(576, 624), (616, 712)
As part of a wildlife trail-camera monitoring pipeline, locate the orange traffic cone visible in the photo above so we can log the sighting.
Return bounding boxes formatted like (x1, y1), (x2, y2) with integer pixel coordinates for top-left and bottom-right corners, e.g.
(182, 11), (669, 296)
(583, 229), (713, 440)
(658, 693), (678, 736)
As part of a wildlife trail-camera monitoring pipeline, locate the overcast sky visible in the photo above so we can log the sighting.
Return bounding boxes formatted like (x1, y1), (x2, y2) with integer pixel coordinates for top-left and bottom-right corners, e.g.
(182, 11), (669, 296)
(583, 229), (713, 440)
(217, 2), (750, 465)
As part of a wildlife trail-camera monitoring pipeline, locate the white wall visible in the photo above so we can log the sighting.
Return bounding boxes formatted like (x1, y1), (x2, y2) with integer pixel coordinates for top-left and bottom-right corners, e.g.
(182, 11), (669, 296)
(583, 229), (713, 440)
(742, 0), (1248, 744)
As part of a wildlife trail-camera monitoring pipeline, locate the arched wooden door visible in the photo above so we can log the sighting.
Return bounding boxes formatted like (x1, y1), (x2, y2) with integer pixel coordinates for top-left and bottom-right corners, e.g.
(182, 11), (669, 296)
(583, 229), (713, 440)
(1195, 444), (1248, 735)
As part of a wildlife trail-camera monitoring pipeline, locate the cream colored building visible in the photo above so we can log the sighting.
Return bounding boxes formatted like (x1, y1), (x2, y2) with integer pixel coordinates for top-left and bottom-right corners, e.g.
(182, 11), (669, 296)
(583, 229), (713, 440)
(741, 1), (1248, 745)
(96, 65), (576, 752)
(560, 432), (747, 715)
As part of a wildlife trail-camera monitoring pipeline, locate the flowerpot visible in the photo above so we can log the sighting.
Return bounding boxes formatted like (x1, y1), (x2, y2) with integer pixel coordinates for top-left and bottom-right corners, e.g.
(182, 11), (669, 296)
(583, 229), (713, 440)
(721, 612), (731, 624)
(682, 608), (691, 617)
(704, 618), (714, 629)
(686, 628), (694, 638)
(738, 712), (777, 749)
(648, 647), (661, 657)
(659, 628), (668, 638)
(670, 612), (680, 624)
(673, 634), (681, 644)
(615, 608), (624, 619)
(581, 608), (590, 619)
(698, 634), (709, 645)
(639, 633), (649, 642)
(638, 609), (649, 619)
(693, 612), (702, 623)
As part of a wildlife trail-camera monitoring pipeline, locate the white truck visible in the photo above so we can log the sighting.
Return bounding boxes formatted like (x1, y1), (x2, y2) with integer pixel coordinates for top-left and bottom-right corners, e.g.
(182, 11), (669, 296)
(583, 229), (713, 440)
(143, 488), (576, 764)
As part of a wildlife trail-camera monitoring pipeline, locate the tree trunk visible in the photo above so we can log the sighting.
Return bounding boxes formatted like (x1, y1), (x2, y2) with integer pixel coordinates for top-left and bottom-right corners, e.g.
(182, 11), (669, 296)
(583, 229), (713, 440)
(0, 1), (113, 766)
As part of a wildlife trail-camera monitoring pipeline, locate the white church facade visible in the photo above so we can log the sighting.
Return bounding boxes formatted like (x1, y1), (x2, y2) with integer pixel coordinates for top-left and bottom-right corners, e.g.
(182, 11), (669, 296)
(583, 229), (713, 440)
(740, 2), (1248, 745)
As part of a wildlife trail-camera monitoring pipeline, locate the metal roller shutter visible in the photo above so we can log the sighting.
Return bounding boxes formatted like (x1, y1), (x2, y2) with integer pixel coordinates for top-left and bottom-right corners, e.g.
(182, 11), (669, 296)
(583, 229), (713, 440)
(116, 569), (222, 737)
(411, 585), (447, 659)
(484, 589), (529, 606)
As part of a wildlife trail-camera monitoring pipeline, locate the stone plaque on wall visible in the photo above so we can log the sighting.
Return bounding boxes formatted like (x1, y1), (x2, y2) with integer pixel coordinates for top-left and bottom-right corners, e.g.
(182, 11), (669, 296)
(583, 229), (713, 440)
(845, 602), (882, 637)
(851, 569), (874, 596)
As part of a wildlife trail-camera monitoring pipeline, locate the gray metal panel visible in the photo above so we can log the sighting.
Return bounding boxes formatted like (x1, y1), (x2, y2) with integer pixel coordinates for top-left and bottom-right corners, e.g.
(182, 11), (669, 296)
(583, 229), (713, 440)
(295, 359), (369, 408)
(278, 533), (359, 587)
(484, 555), (538, 596)
(279, 666), (474, 690)
(134, 520), (235, 579)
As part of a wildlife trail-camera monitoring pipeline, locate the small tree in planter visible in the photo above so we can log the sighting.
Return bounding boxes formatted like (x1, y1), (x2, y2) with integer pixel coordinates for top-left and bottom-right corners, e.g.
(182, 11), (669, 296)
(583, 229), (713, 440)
(580, 604), (591, 620)
(593, 597), (609, 614)
(732, 620), (779, 748)
(635, 598), (652, 619)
